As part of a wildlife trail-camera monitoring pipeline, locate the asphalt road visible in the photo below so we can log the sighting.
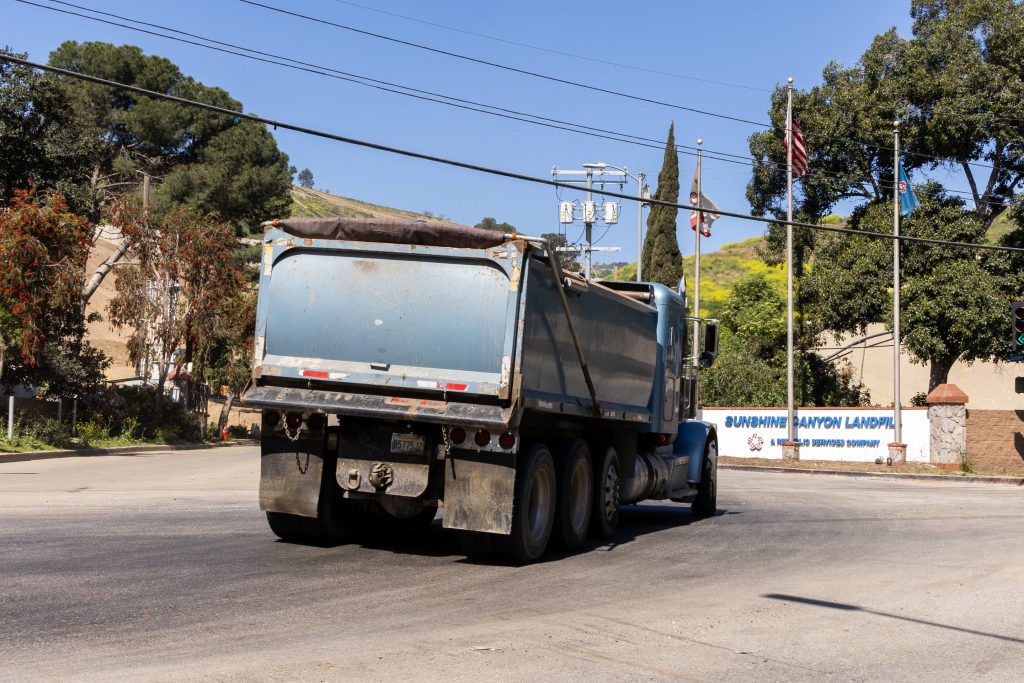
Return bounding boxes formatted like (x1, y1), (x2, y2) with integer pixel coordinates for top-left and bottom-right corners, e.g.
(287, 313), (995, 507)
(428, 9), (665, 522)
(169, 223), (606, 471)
(1, 446), (1023, 682)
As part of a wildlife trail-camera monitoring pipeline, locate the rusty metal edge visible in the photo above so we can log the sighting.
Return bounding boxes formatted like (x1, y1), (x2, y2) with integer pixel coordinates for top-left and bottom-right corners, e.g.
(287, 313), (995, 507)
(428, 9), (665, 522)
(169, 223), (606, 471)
(0, 439), (260, 464)
(720, 463), (1024, 486)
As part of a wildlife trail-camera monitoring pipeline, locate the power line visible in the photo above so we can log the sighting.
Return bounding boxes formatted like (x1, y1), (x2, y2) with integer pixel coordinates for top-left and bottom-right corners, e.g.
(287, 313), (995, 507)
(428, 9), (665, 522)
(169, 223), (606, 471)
(30, 0), (1013, 210)
(4, 54), (1021, 258)
(237, 0), (769, 127)
(328, 0), (768, 93)
(239, 0), (1024, 178)
(22, 0), (761, 169)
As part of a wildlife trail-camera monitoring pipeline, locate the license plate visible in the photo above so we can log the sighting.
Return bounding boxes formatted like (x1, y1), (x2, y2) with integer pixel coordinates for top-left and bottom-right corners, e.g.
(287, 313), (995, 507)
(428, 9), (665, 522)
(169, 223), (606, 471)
(390, 433), (425, 455)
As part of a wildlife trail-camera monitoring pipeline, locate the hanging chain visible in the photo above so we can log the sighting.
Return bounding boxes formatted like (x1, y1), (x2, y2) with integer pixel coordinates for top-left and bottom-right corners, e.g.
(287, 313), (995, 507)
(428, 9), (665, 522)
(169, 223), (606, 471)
(295, 450), (310, 474)
(440, 425), (453, 458)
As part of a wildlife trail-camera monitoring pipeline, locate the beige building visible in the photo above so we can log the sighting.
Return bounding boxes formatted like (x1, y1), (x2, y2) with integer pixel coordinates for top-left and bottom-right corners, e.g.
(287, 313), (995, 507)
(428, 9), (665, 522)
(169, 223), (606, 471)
(826, 323), (1022, 410)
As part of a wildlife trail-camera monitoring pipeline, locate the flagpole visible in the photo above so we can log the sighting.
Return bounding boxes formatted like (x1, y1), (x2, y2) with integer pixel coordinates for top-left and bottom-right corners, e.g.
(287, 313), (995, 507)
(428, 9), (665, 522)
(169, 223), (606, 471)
(892, 119), (903, 452)
(785, 77), (797, 455)
(694, 138), (703, 364)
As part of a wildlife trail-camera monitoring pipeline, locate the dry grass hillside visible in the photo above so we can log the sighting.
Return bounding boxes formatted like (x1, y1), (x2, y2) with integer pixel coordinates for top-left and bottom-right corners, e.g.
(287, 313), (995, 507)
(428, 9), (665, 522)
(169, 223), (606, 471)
(288, 186), (449, 222)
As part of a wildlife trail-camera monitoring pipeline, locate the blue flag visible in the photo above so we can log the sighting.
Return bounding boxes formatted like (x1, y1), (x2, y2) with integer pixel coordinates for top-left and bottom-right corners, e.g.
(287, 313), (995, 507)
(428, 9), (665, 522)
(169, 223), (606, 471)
(898, 161), (919, 216)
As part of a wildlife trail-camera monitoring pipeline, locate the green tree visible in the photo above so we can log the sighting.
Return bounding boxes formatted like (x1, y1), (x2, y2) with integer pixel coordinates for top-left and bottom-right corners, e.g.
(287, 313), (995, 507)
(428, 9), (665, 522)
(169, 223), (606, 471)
(0, 49), (96, 215)
(805, 187), (1007, 390)
(745, 0), (1024, 396)
(641, 123), (683, 287)
(539, 231), (581, 272)
(701, 275), (869, 407)
(154, 120), (292, 229)
(0, 188), (107, 395)
(474, 216), (515, 232)
(49, 42), (237, 216)
(108, 201), (244, 412)
(48, 41), (292, 305)
(747, 1), (1024, 250)
(297, 168), (314, 188)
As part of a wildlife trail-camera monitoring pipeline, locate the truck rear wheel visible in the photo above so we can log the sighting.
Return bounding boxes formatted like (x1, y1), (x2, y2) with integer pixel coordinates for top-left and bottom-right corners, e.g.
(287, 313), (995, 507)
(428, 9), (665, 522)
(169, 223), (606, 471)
(691, 438), (718, 518)
(266, 511), (312, 543)
(497, 441), (556, 563)
(552, 439), (593, 551)
(265, 457), (350, 546)
(590, 446), (620, 539)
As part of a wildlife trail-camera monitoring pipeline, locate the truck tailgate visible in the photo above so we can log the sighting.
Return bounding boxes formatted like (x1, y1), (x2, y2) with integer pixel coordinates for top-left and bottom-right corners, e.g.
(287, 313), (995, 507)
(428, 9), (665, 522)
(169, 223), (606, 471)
(255, 237), (521, 399)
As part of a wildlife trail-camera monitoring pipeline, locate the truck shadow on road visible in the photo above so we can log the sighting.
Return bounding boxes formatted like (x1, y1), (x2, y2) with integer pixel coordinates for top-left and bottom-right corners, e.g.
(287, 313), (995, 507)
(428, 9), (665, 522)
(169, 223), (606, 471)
(763, 593), (1024, 645)
(332, 505), (738, 564)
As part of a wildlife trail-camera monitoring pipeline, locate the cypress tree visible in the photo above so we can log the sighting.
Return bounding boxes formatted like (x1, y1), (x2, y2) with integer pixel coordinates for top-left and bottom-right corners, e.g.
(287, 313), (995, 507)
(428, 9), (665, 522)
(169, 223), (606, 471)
(640, 123), (683, 287)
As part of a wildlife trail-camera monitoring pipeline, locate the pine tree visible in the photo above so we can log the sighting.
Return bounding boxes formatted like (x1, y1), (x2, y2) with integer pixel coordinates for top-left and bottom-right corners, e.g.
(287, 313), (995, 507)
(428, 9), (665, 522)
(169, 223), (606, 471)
(640, 123), (683, 287)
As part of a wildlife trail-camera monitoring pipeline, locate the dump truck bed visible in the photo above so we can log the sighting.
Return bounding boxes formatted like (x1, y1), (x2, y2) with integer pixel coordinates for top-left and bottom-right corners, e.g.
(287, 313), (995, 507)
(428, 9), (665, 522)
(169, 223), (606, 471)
(244, 218), (668, 431)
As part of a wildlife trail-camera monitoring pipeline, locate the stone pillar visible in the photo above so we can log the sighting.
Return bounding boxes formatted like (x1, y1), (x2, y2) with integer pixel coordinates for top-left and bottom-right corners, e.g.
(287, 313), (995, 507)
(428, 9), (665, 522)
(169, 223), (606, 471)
(926, 384), (968, 466)
(887, 442), (907, 464)
(781, 441), (800, 460)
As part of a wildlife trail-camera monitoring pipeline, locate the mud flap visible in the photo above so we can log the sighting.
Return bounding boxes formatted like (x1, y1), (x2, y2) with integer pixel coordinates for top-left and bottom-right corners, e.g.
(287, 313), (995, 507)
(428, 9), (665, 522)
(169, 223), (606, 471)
(442, 450), (515, 535)
(259, 436), (325, 518)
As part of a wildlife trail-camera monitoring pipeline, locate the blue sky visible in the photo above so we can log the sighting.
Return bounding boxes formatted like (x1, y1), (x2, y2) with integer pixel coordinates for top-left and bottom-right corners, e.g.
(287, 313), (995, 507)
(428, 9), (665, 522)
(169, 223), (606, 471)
(5, 0), (914, 263)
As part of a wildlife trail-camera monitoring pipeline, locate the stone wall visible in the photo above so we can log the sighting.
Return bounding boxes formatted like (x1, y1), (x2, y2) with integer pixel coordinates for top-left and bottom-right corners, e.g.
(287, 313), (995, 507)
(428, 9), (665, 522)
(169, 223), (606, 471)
(966, 410), (1024, 475)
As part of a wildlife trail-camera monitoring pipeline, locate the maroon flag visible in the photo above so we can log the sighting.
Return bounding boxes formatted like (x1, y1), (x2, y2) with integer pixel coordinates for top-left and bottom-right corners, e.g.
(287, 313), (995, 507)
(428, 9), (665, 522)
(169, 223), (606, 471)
(787, 119), (809, 178)
(689, 169), (720, 238)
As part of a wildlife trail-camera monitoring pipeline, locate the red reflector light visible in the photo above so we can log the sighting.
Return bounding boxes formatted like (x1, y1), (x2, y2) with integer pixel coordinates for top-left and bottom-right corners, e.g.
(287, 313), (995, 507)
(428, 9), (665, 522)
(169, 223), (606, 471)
(450, 427), (466, 445)
(285, 412), (303, 429)
(444, 383), (468, 391)
(498, 432), (515, 449)
(657, 433), (668, 445)
(474, 429), (491, 447)
(301, 370), (329, 379)
(306, 413), (326, 431)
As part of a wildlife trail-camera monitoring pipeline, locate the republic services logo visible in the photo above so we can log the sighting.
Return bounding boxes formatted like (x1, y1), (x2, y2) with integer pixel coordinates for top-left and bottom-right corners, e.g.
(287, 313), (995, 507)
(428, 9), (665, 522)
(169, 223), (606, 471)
(747, 434), (764, 451)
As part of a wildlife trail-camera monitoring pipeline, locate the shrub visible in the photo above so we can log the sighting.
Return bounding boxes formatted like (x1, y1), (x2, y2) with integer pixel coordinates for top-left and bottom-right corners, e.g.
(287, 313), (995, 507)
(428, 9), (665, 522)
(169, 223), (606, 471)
(227, 424), (248, 439)
(75, 420), (110, 447)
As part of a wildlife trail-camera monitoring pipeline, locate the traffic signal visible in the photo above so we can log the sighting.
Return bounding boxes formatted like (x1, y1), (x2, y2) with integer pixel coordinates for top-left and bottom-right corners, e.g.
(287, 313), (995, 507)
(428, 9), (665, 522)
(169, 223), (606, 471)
(1013, 301), (1024, 352)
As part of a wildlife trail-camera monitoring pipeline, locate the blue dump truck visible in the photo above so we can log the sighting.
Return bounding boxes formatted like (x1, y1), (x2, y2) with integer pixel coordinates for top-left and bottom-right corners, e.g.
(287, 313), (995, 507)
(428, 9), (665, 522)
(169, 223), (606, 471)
(242, 217), (719, 563)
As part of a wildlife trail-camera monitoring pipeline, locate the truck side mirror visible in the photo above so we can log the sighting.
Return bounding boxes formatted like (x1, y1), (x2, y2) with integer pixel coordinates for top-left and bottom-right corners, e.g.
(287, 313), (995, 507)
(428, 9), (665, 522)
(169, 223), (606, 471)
(699, 321), (719, 368)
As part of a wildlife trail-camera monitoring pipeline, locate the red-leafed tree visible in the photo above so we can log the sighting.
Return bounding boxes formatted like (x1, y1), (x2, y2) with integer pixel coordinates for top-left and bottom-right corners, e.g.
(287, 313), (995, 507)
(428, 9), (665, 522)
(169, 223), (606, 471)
(107, 200), (244, 412)
(0, 187), (98, 391)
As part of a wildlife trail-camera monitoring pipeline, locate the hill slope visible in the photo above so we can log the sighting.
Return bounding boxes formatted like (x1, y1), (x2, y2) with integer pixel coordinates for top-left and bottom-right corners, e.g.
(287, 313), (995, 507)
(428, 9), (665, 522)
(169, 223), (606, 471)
(289, 186), (448, 222)
(681, 236), (784, 315)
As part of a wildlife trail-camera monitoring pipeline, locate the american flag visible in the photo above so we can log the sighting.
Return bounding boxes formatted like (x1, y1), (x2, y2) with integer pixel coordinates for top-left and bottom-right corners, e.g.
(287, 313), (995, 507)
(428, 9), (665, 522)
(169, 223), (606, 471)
(787, 119), (809, 178)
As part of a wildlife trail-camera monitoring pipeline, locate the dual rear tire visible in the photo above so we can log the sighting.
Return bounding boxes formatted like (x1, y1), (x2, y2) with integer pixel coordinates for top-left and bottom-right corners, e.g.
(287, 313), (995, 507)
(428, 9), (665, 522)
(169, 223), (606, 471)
(466, 439), (618, 564)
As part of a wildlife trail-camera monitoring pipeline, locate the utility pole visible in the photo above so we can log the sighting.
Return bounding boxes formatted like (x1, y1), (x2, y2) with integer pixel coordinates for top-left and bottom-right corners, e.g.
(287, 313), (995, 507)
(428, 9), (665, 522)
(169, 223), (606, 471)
(585, 169), (594, 279)
(552, 163), (629, 280)
(636, 171), (648, 282)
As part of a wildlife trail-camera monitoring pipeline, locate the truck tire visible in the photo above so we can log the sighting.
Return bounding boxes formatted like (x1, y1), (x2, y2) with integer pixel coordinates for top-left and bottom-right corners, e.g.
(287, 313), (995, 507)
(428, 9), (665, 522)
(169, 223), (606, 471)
(266, 511), (313, 543)
(691, 438), (718, 518)
(552, 439), (593, 552)
(266, 457), (350, 546)
(309, 475), (352, 545)
(590, 445), (620, 539)
(497, 441), (557, 563)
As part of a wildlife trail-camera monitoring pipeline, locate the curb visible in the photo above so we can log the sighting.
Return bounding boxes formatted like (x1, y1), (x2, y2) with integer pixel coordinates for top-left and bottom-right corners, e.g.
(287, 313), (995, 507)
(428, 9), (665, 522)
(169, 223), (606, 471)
(720, 463), (1024, 486)
(0, 439), (260, 464)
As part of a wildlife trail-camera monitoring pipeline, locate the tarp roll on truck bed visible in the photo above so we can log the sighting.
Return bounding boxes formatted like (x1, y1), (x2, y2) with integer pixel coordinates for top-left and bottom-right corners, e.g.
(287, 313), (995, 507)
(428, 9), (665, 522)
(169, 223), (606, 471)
(265, 217), (509, 249)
